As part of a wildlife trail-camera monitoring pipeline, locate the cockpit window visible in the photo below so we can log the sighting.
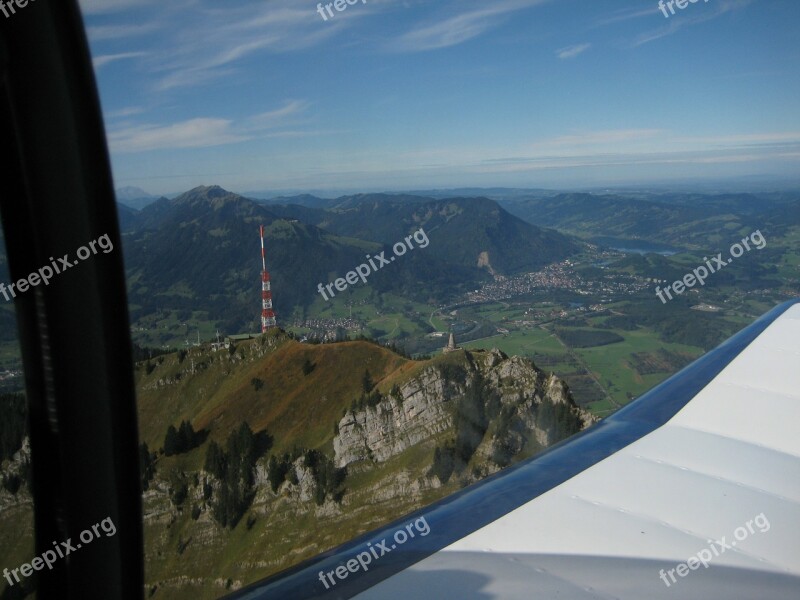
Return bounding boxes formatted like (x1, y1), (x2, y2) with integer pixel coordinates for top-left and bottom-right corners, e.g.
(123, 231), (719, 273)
(71, 0), (800, 596)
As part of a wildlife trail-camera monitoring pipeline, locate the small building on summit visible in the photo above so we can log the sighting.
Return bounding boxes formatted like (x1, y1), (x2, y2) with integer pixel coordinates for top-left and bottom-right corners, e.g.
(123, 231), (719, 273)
(225, 333), (260, 344)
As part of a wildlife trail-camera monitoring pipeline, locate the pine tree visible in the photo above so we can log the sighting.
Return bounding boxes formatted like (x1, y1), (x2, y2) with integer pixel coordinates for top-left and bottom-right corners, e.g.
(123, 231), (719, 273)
(0, 393), (27, 463)
(362, 369), (374, 393)
(267, 455), (285, 493)
(169, 470), (188, 507)
(139, 442), (156, 490)
(204, 441), (226, 479)
(208, 422), (261, 528)
(163, 425), (180, 456)
(178, 420), (197, 452)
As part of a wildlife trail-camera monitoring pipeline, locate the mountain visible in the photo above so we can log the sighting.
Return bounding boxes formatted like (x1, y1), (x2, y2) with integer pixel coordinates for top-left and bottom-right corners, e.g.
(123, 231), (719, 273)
(258, 192), (436, 210)
(500, 193), (709, 242)
(117, 185), (154, 200)
(268, 194), (580, 275)
(323, 193), (435, 210)
(116, 202), (140, 231)
(127, 331), (593, 597)
(116, 186), (158, 210)
(257, 193), (332, 209)
(122, 186), (378, 330)
(496, 191), (797, 249)
(401, 187), (561, 200)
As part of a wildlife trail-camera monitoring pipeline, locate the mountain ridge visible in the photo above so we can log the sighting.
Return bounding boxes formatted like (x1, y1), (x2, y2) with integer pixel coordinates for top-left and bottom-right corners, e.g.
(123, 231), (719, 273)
(128, 330), (594, 596)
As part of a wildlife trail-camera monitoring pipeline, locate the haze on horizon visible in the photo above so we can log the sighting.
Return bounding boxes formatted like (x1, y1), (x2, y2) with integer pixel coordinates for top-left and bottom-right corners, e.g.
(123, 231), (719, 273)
(80, 0), (800, 196)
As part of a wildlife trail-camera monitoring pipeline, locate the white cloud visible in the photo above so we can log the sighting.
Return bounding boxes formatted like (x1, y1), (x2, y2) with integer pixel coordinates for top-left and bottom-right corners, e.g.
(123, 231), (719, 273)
(140, 2), (346, 91)
(556, 43), (590, 59)
(389, 0), (551, 52)
(93, 52), (146, 69)
(151, 67), (236, 92)
(104, 106), (145, 119)
(78, 0), (157, 15)
(86, 22), (161, 41)
(593, 6), (659, 27)
(547, 129), (664, 147)
(670, 131), (800, 147)
(108, 118), (249, 153)
(631, 0), (754, 47)
(248, 100), (311, 130)
(464, 129), (800, 173)
(106, 100), (324, 152)
(390, 9), (503, 52)
(262, 129), (347, 139)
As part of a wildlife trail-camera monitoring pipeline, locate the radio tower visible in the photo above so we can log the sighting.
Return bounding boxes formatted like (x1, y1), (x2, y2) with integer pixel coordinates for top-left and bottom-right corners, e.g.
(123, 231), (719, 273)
(260, 224), (277, 332)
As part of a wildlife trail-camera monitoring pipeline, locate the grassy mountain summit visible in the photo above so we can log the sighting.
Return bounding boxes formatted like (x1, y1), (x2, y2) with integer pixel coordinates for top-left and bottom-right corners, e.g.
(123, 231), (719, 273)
(132, 330), (593, 599)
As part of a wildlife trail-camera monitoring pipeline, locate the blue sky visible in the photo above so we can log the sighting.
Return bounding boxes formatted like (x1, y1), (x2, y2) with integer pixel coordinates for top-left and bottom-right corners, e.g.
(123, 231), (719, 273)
(78, 0), (800, 195)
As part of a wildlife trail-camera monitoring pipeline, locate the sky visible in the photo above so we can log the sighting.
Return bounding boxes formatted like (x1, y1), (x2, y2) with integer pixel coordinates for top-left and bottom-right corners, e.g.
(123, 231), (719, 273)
(78, 0), (800, 196)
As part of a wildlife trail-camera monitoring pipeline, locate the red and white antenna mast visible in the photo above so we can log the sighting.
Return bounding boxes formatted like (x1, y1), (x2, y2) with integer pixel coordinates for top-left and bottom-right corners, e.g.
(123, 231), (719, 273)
(260, 224), (277, 332)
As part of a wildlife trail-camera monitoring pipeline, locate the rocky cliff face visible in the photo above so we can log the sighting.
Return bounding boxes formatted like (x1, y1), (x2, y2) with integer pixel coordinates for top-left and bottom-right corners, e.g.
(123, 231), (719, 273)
(333, 349), (594, 471)
(333, 365), (452, 466)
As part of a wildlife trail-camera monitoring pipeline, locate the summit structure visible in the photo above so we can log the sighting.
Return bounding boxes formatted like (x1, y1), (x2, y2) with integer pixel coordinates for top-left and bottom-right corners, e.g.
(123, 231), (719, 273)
(443, 333), (459, 354)
(260, 224), (277, 332)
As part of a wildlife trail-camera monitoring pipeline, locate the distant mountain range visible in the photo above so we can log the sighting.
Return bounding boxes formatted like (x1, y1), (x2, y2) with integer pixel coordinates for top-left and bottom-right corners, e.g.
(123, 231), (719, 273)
(115, 186), (158, 211)
(113, 184), (798, 333)
(255, 187), (799, 248)
(119, 186), (580, 332)
(495, 191), (798, 248)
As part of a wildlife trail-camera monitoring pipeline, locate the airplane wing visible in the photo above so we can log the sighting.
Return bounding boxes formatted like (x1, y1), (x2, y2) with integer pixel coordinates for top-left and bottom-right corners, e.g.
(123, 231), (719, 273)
(230, 299), (800, 599)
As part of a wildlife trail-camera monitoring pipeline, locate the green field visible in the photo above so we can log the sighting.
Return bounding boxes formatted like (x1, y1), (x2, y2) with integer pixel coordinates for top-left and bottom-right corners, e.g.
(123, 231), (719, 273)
(572, 327), (702, 414)
(462, 326), (563, 356)
(459, 300), (713, 416)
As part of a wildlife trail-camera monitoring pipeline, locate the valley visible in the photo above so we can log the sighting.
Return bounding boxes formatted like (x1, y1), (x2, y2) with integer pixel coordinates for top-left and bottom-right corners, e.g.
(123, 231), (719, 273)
(3, 185), (798, 413)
